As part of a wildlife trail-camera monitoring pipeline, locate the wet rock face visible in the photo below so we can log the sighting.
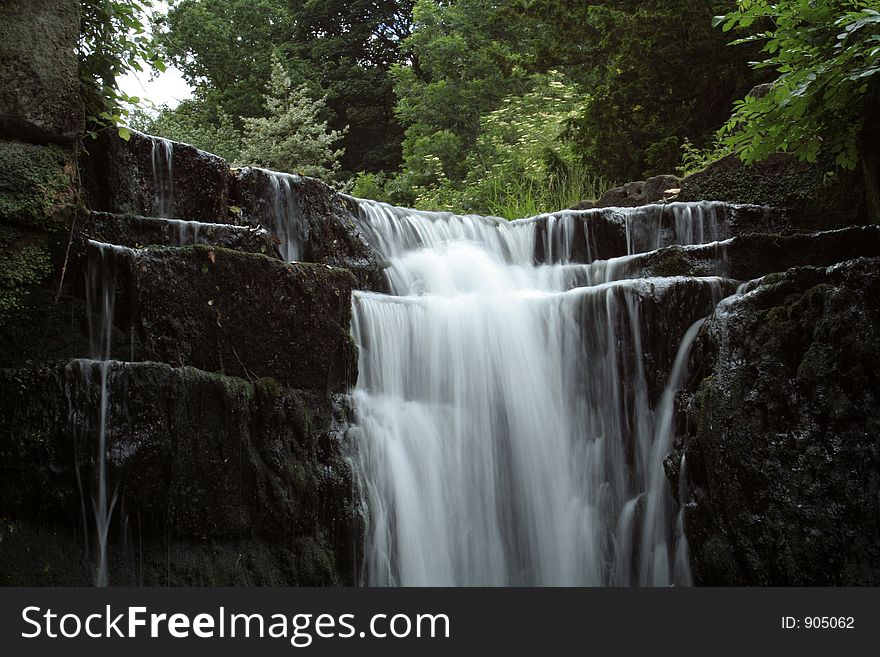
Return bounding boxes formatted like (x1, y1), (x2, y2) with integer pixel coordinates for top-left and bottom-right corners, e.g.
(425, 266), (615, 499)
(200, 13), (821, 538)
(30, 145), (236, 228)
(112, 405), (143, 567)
(0, 141), (78, 231)
(232, 168), (385, 291)
(84, 212), (277, 255)
(0, 0), (84, 143)
(680, 153), (867, 230)
(636, 225), (880, 280)
(533, 203), (780, 265)
(571, 276), (738, 407)
(84, 129), (231, 222)
(679, 257), (880, 585)
(128, 246), (358, 393)
(0, 361), (360, 585)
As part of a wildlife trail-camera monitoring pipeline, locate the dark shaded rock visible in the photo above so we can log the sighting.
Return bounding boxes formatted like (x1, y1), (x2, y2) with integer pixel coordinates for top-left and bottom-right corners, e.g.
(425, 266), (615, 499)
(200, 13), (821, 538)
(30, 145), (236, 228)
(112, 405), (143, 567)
(532, 202), (781, 264)
(0, 361), (361, 585)
(595, 174), (682, 208)
(0, 0), (84, 143)
(679, 257), (880, 585)
(232, 168), (385, 291)
(83, 212), (277, 255)
(82, 129), (231, 222)
(636, 225), (880, 280)
(680, 153), (867, 230)
(0, 224), (55, 328)
(0, 142), (85, 365)
(89, 244), (357, 392)
(572, 276), (738, 405)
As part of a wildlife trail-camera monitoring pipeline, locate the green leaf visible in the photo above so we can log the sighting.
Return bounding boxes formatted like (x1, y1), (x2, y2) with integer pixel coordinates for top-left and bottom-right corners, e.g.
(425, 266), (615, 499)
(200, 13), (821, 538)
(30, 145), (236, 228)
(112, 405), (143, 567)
(118, 127), (132, 141)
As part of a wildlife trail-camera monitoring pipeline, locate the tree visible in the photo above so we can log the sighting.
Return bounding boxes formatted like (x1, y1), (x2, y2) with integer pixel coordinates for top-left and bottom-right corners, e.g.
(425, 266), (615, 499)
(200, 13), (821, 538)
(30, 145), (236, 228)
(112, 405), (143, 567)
(716, 0), (880, 221)
(160, 0), (412, 175)
(129, 99), (243, 163)
(404, 71), (609, 217)
(388, 0), (760, 204)
(79, 0), (166, 138)
(238, 55), (346, 182)
(564, 1), (762, 182)
(390, 0), (537, 196)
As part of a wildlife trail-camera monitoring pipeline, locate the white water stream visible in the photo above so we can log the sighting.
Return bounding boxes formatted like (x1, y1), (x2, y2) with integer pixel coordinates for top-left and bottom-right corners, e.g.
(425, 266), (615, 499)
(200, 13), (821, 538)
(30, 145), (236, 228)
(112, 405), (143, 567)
(346, 200), (733, 586)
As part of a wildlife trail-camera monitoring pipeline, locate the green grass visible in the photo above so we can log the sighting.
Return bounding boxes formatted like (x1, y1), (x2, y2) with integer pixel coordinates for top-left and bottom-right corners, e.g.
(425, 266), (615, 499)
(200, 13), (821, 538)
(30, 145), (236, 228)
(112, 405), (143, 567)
(485, 162), (614, 220)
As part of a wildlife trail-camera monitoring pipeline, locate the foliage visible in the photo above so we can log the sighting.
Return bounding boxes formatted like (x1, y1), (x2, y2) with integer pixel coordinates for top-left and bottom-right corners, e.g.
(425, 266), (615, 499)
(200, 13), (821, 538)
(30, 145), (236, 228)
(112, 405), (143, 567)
(238, 55), (347, 183)
(677, 137), (730, 177)
(161, 0), (412, 174)
(390, 0), (536, 192)
(386, 72), (611, 217)
(129, 99), (243, 163)
(564, 1), (761, 182)
(352, 172), (391, 201)
(716, 0), (880, 170)
(387, 0), (759, 207)
(79, 0), (166, 139)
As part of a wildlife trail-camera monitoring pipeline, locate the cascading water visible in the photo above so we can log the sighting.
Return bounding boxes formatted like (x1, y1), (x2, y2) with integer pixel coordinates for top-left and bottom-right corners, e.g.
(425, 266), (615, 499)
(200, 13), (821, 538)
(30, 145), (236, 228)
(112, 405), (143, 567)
(151, 137), (174, 219)
(346, 199), (735, 586)
(264, 170), (308, 262)
(77, 240), (128, 586)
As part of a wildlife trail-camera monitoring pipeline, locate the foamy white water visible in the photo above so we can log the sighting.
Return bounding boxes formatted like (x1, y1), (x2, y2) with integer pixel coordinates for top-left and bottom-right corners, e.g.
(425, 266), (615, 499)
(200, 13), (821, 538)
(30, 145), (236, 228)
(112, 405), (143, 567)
(345, 199), (734, 586)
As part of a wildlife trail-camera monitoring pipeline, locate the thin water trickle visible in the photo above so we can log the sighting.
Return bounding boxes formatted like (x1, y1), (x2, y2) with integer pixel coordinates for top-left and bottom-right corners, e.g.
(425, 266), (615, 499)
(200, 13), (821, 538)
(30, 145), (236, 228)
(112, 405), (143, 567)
(263, 169), (308, 262)
(151, 138), (174, 218)
(81, 240), (128, 586)
(346, 199), (732, 586)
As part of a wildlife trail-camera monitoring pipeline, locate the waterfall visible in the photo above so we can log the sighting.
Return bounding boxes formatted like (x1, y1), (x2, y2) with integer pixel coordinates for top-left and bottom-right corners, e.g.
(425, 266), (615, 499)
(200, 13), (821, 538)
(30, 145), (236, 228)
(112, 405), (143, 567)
(346, 199), (734, 586)
(264, 170), (308, 262)
(78, 240), (128, 586)
(151, 137), (174, 218)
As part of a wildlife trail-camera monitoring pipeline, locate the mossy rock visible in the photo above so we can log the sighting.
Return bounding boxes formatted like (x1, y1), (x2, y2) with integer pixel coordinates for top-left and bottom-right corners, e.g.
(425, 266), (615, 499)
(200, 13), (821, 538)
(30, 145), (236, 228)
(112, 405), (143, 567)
(681, 257), (880, 585)
(0, 361), (361, 585)
(0, 0), (84, 143)
(0, 225), (53, 327)
(0, 141), (77, 231)
(680, 153), (867, 231)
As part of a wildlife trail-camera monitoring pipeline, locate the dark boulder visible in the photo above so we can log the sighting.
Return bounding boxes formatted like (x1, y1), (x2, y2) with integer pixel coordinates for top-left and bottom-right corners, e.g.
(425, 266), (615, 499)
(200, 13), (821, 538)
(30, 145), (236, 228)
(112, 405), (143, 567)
(596, 174), (682, 208)
(83, 129), (232, 222)
(0, 361), (361, 585)
(94, 244), (359, 392)
(679, 257), (880, 585)
(679, 153), (867, 230)
(0, 0), (84, 143)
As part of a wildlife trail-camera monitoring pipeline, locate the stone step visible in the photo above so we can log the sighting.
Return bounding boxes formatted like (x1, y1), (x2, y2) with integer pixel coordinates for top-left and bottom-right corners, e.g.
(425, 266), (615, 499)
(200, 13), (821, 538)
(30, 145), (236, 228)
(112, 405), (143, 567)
(82, 128), (231, 223)
(232, 167), (384, 290)
(79, 240), (357, 392)
(626, 225), (880, 281)
(530, 201), (786, 264)
(0, 359), (359, 585)
(81, 131), (385, 290)
(83, 211), (278, 255)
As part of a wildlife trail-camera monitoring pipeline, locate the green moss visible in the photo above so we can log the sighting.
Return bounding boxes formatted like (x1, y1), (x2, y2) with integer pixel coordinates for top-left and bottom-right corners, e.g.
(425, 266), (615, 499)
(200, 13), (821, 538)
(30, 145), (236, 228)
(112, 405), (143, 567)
(0, 142), (77, 231)
(295, 537), (336, 585)
(0, 228), (53, 327)
(647, 247), (692, 277)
